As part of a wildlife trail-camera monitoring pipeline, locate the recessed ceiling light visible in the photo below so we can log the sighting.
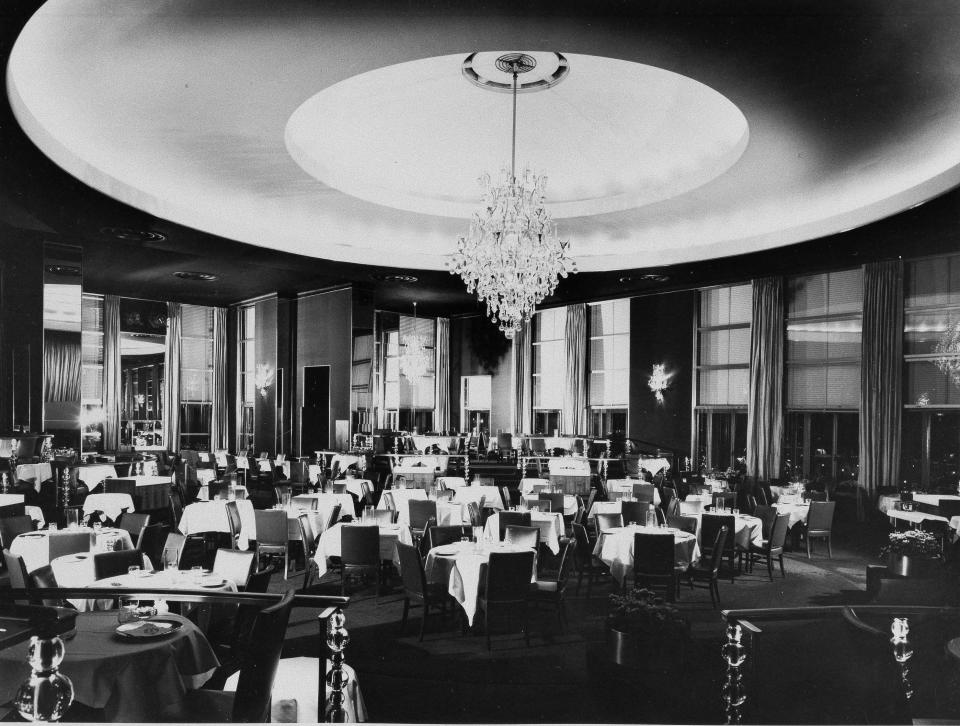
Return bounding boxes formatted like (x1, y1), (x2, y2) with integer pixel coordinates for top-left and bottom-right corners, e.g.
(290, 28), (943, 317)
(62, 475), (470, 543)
(100, 227), (167, 243)
(371, 273), (418, 283)
(173, 271), (218, 282)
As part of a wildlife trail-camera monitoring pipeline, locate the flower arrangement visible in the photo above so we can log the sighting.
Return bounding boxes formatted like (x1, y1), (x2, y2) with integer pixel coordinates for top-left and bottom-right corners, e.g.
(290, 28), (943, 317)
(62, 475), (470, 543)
(880, 529), (940, 558)
(607, 587), (687, 635)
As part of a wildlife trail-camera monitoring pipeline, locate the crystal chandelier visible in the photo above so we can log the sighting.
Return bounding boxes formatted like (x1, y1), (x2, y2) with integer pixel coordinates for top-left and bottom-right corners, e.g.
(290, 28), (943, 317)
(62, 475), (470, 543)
(450, 53), (576, 339)
(398, 302), (430, 380)
(934, 317), (960, 387)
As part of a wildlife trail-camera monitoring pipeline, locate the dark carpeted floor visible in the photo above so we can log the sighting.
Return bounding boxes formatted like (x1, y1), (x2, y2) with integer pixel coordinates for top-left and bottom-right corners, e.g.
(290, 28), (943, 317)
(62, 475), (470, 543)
(271, 515), (960, 724)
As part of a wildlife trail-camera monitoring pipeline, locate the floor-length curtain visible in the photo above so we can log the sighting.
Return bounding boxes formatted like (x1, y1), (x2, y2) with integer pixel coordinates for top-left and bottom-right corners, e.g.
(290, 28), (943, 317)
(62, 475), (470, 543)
(860, 260), (903, 507)
(103, 295), (121, 451)
(434, 317), (450, 433)
(563, 304), (587, 435)
(746, 277), (784, 480)
(511, 320), (532, 433)
(211, 307), (228, 452)
(163, 303), (182, 451)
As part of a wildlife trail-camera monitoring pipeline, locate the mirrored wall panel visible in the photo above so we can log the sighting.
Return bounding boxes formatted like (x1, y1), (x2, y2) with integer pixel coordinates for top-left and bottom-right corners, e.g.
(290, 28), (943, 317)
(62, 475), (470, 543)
(42, 243), (82, 450)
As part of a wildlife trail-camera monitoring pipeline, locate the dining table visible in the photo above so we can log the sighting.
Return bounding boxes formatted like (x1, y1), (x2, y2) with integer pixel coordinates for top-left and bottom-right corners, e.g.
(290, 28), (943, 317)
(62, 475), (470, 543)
(11, 527), (134, 572)
(50, 549), (154, 610)
(0, 493), (44, 525)
(196, 483), (249, 502)
(606, 480), (662, 505)
(436, 476), (467, 490)
(14, 462), (52, 491)
(483, 510), (564, 554)
(292, 492), (356, 524)
(520, 493), (578, 516)
(695, 511), (764, 550)
(774, 499), (811, 529)
(594, 524), (701, 584)
(449, 485), (505, 511)
(75, 463), (120, 489)
(178, 499), (257, 549)
(423, 540), (537, 626)
(0, 610), (220, 722)
(312, 522), (408, 579)
(82, 493), (136, 522)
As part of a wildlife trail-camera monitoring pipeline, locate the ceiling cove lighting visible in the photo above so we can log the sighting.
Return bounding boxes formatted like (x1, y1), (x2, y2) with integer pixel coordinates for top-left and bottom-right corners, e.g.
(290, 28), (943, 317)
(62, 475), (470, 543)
(449, 52), (577, 339)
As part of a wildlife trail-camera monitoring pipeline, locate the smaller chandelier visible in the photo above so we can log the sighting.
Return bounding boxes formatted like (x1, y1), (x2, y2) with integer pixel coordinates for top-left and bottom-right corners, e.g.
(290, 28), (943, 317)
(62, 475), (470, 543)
(255, 363), (274, 397)
(398, 302), (431, 380)
(934, 317), (960, 388)
(648, 363), (671, 405)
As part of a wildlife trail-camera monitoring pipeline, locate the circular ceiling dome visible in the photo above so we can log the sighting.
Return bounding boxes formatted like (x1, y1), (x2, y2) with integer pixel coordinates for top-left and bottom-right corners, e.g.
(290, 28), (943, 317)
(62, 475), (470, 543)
(285, 52), (750, 219)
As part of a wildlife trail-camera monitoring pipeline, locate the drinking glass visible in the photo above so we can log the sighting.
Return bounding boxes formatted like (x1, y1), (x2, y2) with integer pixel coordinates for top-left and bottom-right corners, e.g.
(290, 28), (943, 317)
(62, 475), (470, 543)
(363, 505), (375, 523)
(732, 508), (740, 517)
(192, 565), (203, 585)
(118, 597), (139, 624)
(165, 555), (177, 573)
(281, 492), (291, 509)
(47, 522), (58, 531)
(460, 536), (469, 545)
(127, 565), (141, 577)
(65, 509), (79, 530)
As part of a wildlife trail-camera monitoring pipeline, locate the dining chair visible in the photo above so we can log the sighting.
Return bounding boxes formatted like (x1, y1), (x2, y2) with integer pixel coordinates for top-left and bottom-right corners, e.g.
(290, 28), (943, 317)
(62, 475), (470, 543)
(369, 509), (396, 526)
(466, 501), (484, 528)
(117, 512), (151, 549)
(47, 530), (92, 562)
(595, 512), (624, 531)
(29, 564), (73, 608)
(323, 503), (343, 533)
(297, 513), (317, 560)
(332, 482), (348, 494)
(224, 500), (242, 550)
(213, 547), (256, 590)
(162, 532), (186, 569)
(478, 550), (536, 650)
(667, 514), (699, 536)
(631, 532), (677, 601)
(686, 525), (729, 608)
(529, 541), (573, 634)
(620, 501), (648, 527)
(339, 525), (382, 603)
(0, 515), (36, 551)
(804, 501), (836, 558)
(753, 504), (776, 540)
(497, 511), (532, 540)
(504, 525), (540, 550)
(748, 513), (791, 580)
(104, 478), (137, 498)
(273, 485), (292, 506)
(3, 549), (32, 605)
(254, 509), (290, 578)
(427, 525), (471, 550)
(701, 513), (737, 583)
(397, 541), (448, 642)
(632, 483), (656, 505)
(168, 492), (185, 529)
(539, 492), (565, 515)
(93, 548), (145, 580)
(662, 486), (678, 510)
(571, 523), (610, 597)
(165, 589), (296, 723)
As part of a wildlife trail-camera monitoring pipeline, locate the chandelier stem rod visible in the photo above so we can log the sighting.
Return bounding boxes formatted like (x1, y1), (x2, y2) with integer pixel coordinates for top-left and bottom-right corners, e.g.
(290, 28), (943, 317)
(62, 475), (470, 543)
(511, 67), (518, 182)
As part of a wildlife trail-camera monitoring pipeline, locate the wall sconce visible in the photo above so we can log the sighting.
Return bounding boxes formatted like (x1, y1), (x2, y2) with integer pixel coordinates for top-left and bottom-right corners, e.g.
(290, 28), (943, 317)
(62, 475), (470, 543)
(135, 394), (145, 407)
(648, 363), (672, 405)
(255, 363), (274, 398)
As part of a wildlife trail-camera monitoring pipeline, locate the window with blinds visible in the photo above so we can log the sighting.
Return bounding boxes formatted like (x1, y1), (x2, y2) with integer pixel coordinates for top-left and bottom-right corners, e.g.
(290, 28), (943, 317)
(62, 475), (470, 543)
(786, 269), (862, 409)
(237, 305), (255, 452)
(352, 332), (374, 433)
(533, 306), (565, 410)
(81, 294), (104, 404)
(587, 299), (629, 437)
(180, 304), (214, 450)
(697, 284), (751, 406)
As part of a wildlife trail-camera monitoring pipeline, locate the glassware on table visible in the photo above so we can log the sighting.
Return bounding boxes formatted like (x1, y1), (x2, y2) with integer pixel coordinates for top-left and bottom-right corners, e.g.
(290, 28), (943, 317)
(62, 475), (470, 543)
(192, 565), (203, 585)
(117, 597), (139, 624)
(472, 526), (484, 543)
(165, 555), (177, 573)
(47, 522), (58, 531)
(64, 509), (79, 530)
(363, 505), (375, 523)
(127, 565), (141, 577)
(281, 492), (291, 509)
(891, 617), (909, 641)
(628, 520), (637, 527)
(732, 508), (740, 517)
(460, 536), (469, 545)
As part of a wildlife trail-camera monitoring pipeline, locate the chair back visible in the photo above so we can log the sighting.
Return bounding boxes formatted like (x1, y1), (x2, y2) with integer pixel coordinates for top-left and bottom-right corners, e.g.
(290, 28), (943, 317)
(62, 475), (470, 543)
(93, 548), (144, 580)
(29, 564), (68, 607)
(633, 532), (675, 576)
(169, 492), (184, 527)
(340, 525), (380, 567)
(371, 509), (396, 526)
(396, 541), (428, 598)
(504, 525), (540, 549)
(0, 515), (36, 550)
(620, 501), (649, 526)
(667, 514), (698, 535)
(427, 525), (471, 549)
(595, 512), (624, 531)
(497, 511), (531, 540)
(632, 483), (656, 504)
(254, 509), (288, 547)
(225, 500), (242, 545)
(753, 504), (776, 538)
(806, 501), (836, 533)
(702, 514), (735, 555)
(44, 528), (90, 561)
(498, 485), (514, 510)
(538, 492), (565, 514)
(245, 564), (276, 594)
(297, 514), (316, 555)
(118, 512), (151, 548)
(213, 547), (255, 590)
(466, 501), (482, 527)
(584, 488), (598, 517)
(712, 491), (737, 510)
(756, 486), (769, 506)
(666, 497), (680, 518)
(332, 482), (348, 494)
(408, 500), (438, 530)
(3, 549), (31, 598)
(324, 504), (342, 532)
(572, 522), (592, 554)
(707, 526), (729, 575)
(485, 550), (535, 602)
(162, 532), (186, 569)
(662, 486), (677, 509)
(104, 478), (137, 498)
(768, 513), (791, 553)
(231, 589), (296, 723)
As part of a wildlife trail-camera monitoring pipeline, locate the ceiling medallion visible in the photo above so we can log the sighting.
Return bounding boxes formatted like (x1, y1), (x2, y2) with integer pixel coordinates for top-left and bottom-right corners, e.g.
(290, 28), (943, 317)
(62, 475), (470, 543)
(450, 51), (577, 339)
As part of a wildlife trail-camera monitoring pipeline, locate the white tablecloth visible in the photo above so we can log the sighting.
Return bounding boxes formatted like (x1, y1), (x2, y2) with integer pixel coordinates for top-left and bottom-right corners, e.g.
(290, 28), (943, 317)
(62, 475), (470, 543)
(639, 457), (671, 476)
(312, 522), (407, 578)
(590, 500), (657, 525)
(197, 484), (249, 502)
(13, 528), (134, 572)
(15, 463), (51, 491)
(291, 493), (354, 527)
(519, 478), (552, 495)
(52, 550), (152, 611)
(127, 475), (173, 487)
(75, 464), (119, 488)
(330, 454), (363, 473)
(436, 500), (471, 526)
(424, 541), (536, 626)
(450, 486), (504, 511)
(377, 489), (427, 528)
(437, 476), (467, 490)
(607, 480), (662, 505)
(548, 457), (591, 474)
(595, 525), (700, 583)
(411, 436), (461, 453)
(178, 500), (256, 549)
(695, 512), (764, 550)
(196, 469), (218, 486)
(521, 493), (577, 516)
(888, 509), (949, 527)
(775, 502), (810, 529)
(913, 493), (960, 507)
(679, 499), (705, 516)
(394, 455), (444, 471)
(484, 510), (563, 554)
(83, 493), (136, 522)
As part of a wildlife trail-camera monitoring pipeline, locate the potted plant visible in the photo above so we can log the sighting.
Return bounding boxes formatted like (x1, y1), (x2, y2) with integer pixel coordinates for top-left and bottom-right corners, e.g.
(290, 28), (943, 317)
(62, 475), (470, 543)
(606, 587), (689, 670)
(880, 529), (940, 577)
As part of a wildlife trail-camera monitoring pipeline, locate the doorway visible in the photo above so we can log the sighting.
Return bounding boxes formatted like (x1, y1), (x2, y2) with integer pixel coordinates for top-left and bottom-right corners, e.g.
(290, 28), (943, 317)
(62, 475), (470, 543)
(301, 365), (330, 454)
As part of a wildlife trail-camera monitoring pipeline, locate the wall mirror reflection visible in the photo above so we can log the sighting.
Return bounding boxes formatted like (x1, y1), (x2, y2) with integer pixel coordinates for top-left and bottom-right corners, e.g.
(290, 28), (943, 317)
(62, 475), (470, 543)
(42, 243), (82, 450)
(119, 298), (167, 452)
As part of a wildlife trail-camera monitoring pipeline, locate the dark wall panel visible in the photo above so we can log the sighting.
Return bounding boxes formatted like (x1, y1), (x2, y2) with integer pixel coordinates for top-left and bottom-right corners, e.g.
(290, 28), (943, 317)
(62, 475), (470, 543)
(254, 296), (278, 453)
(294, 288), (352, 454)
(629, 291), (695, 457)
(449, 315), (512, 434)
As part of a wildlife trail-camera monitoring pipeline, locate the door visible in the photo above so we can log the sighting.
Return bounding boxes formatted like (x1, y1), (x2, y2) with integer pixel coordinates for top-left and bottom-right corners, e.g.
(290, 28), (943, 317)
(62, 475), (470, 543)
(301, 365), (330, 454)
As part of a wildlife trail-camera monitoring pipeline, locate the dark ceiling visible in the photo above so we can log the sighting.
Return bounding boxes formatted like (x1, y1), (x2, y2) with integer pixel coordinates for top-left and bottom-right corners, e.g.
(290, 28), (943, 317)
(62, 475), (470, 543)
(2, 0), (959, 316)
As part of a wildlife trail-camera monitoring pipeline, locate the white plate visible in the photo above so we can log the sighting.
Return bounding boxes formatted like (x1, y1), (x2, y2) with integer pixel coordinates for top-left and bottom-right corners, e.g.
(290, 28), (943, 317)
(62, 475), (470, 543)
(116, 619), (181, 639)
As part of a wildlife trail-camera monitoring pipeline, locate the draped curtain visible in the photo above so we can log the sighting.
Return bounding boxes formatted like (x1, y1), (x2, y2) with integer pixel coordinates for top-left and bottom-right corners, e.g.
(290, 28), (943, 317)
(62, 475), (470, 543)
(211, 307), (229, 451)
(42, 331), (80, 401)
(103, 295), (121, 451)
(746, 277), (784, 480)
(511, 320), (532, 433)
(860, 260), (903, 503)
(562, 303), (587, 435)
(163, 303), (182, 450)
(434, 317), (450, 433)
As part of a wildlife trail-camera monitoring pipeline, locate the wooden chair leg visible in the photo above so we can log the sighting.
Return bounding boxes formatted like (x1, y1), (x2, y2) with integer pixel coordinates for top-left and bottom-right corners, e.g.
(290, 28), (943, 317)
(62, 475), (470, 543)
(767, 556), (774, 582)
(779, 554), (786, 578)
(485, 606), (492, 650)
(400, 596), (410, 635)
(418, 600), (427, 642)
(827, 535), (832, 559)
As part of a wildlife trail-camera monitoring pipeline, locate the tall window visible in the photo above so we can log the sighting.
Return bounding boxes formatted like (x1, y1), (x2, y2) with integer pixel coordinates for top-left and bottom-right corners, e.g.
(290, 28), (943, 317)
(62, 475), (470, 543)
(588, 299), (629, 437)
(180, 304), (214, 451)
(383, 315), (435, 432)
(81, 294), (104, 453)
(902, 253), (960, 489)
(532, 307), (566, 435)
(236, 305), (255, 452)
(695, 284), (751, 471)
(783, 269), (862, 483)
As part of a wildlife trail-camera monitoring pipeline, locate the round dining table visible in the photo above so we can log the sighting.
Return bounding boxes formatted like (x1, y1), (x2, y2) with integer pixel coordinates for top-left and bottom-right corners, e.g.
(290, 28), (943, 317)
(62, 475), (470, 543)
(312, 522), (409, 579)
(594, 524), (701, 585)
(11, 527), (134, 572)
(0, 610), (219, 722)
(483, 510), (564, 554)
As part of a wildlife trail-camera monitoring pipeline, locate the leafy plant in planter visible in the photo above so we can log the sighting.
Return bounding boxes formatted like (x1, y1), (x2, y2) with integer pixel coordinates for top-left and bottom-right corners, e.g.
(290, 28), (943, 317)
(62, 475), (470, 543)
(880, 529), (941, 577)
(606, 587), (689, 669)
